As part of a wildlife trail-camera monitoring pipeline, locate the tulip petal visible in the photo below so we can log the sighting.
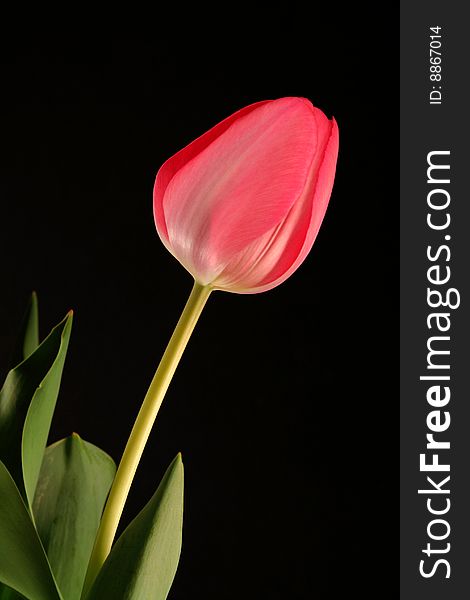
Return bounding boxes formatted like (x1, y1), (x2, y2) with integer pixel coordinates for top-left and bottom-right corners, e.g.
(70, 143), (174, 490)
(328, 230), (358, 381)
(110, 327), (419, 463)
(156, 98), (319, 284)
(153, 100), (271, 250)
(252, 116), (339, 293)
(214, 114), (339, 293)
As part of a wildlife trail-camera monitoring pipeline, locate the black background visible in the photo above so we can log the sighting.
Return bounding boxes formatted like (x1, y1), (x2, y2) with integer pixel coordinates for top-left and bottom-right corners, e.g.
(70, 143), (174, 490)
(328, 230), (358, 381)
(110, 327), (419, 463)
(0, 18), (396, 600)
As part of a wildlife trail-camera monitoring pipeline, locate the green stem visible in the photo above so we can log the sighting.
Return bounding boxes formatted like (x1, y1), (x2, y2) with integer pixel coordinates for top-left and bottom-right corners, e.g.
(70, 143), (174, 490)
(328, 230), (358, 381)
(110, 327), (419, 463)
(82, 280), (212, 597)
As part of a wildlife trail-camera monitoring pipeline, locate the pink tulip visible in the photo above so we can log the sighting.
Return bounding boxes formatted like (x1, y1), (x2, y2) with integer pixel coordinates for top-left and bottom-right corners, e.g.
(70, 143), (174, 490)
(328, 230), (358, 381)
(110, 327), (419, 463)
(153, 97), (339, 293)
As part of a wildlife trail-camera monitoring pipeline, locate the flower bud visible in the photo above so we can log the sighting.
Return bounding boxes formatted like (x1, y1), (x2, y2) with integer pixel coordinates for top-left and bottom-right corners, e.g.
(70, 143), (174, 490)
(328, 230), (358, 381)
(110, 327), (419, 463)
(154, 97), (338, 293)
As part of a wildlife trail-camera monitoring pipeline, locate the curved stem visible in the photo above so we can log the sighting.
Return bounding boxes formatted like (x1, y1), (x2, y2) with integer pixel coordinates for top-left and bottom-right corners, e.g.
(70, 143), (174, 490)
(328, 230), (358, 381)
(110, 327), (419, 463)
(82, 280), (212, 597)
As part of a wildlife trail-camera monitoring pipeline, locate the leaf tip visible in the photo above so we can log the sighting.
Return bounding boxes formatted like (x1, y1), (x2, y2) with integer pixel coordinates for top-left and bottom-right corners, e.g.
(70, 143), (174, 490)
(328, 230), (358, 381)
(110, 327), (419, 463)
(172, 453), (184, 480)
(166, 453), (184, 484)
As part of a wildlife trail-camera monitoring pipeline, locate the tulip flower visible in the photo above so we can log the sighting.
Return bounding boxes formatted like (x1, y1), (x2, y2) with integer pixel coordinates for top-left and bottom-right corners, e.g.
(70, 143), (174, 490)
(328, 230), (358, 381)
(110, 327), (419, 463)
(154, 97), (339, 293)
(84, 97), (338, 592)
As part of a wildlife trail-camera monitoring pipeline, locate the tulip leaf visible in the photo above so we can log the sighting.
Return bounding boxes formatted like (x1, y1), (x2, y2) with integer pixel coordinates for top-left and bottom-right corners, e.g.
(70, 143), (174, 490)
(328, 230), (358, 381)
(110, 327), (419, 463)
(0, 459), (62, 600)
(32, 435), (116, 600)
(87, 454), (184, 600)
(0, 584), (26, 600)
(9, 291), (39, 369)
(0, 313), (72, 500)
(22, 313), (73, 510)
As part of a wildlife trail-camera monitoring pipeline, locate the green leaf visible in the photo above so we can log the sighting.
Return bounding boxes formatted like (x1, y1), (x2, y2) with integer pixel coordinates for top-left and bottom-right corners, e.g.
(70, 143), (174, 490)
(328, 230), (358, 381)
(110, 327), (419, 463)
(0, 584), (26, 600)
(33, 435), (116, 600)
(9, 292), (39, 369)
(0, 459), (62, 600)
(22, 313), (73, 509)
(0, 313), (72, 500)
(87, 454), (184, 600)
